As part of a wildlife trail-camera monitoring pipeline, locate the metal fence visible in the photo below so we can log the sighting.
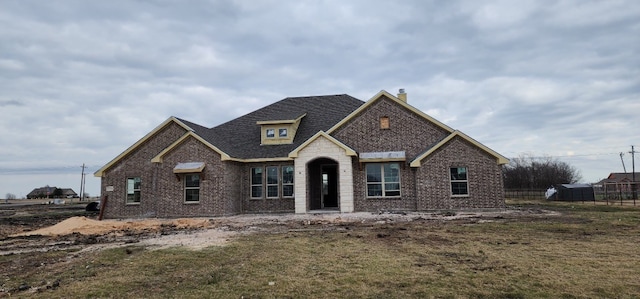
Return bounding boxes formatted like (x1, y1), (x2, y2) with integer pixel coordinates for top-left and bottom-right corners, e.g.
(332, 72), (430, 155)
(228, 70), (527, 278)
(504, 189), (547, 200)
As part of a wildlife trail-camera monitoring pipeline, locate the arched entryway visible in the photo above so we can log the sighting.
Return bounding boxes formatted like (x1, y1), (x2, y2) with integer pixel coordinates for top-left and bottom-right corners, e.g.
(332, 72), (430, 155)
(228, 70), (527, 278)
(307, 158), (339, 210)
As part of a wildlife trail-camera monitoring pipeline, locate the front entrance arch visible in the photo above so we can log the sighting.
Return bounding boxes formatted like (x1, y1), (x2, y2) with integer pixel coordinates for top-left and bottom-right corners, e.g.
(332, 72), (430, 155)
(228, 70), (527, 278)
(307, 158), (339, 210)
(291, 132), (355, 213)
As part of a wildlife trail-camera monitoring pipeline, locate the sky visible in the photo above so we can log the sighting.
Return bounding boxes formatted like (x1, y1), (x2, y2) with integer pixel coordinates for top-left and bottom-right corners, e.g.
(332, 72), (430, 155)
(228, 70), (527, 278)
(1, 0), (639, 199)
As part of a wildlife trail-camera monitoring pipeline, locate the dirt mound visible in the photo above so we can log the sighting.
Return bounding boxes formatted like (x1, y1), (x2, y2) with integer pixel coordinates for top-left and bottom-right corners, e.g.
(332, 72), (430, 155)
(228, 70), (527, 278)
(12, 217), (211, 237)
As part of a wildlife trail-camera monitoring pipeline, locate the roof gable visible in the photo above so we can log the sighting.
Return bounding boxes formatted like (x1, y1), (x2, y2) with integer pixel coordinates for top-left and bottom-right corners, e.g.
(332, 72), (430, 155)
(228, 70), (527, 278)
(327, 90), (454, 134)
(94, 117), (194, 177)
(289, 131), (357, 158)
(410, 130), (509, 167)
(151, 132), (233, 163)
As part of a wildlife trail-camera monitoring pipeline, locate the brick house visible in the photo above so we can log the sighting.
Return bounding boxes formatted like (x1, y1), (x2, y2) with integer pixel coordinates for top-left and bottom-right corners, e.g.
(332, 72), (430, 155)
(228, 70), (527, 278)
(94, 90), (508, 218)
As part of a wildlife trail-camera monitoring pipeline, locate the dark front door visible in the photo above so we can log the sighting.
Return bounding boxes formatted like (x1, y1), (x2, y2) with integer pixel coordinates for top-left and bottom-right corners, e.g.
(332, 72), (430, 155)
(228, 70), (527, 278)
(321, 165), (338, 208)
(308, 158), (339, 210)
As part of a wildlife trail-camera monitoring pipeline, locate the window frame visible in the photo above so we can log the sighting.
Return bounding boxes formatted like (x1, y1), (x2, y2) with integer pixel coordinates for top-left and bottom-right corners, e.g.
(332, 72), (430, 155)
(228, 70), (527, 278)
(282, 165), (294, 198)
(184, 174), (201, 203)
(450, 167), (469, 197)
(265, 128), (275, 138)
(250, 165), (295, 199)
(365, 163), (401, 198)
(250, 167), (263, 198)
(266, 166), (279, 198)
(126, 177), (141, 205)
(279, 128), (288, 137)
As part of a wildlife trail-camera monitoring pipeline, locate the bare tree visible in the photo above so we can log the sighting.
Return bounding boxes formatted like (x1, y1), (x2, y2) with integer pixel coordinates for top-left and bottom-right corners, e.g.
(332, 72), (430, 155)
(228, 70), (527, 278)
(5, 193), (17, 202)
(503, 155), (582, 189)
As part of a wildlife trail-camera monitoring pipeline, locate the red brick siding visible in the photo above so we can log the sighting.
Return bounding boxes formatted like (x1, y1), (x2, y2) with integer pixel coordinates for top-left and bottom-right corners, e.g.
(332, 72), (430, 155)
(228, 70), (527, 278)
(332, 96), (451, 211)
(99, 122), (188, 219)
(332, 96), (451, 158)
(416, 137), (506, 209)
(155, 137), (242, 217)
(332, 96), (504, 211)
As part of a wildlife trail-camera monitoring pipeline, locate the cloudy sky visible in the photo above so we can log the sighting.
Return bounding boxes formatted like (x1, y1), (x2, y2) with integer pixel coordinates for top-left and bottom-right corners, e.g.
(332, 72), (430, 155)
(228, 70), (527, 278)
(1, 0), (638, 198)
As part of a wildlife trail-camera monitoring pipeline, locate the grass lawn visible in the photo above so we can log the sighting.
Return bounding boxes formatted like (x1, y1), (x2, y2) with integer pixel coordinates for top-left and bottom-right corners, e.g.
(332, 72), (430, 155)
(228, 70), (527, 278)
(8, 200), (640, 298)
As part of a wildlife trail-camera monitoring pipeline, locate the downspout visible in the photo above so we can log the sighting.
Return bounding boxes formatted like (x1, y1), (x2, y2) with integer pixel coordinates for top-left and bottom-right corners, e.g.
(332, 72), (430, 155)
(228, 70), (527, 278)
(413, 166), (418, 211)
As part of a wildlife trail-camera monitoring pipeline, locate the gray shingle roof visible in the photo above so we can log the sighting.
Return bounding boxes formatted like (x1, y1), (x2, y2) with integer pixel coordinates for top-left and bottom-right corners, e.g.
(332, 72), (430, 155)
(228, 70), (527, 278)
(178, 94), (364, 159)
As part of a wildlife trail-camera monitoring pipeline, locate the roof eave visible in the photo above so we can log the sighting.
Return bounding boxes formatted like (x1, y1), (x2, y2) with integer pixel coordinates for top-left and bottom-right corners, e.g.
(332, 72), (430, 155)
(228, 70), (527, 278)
(94, 117), (194, 177)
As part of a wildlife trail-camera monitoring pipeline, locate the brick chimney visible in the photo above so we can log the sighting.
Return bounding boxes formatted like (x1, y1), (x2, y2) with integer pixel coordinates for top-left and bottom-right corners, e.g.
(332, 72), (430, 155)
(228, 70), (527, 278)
(397, 88), (407, 102)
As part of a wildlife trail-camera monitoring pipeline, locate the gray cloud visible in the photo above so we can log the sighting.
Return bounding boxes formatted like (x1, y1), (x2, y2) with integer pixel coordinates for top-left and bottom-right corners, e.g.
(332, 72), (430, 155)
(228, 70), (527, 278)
(0, 0), (638, 197)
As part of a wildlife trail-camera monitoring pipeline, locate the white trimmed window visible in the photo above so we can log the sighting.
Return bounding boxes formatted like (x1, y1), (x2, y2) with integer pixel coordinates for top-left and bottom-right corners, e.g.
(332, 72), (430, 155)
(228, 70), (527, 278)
(266, 166), (279, 198)
(251, 167), (263, 198)
(282, 166), (294, 197)
(184, 174), (200, 203)
(450, 167), (469, 196)
(366, 163), (401, 197)
(126, 177), (141, 204)
(279, 128), (288, 137)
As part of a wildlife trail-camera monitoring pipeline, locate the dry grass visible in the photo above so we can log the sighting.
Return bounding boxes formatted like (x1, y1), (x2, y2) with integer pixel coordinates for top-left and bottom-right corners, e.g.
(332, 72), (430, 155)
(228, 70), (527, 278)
(8, 200), (640, 298)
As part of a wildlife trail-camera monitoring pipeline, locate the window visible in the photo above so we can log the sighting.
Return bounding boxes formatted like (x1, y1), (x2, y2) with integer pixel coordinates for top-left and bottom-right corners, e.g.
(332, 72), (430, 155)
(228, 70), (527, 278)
(185, 174), (200, 202)
(282, 166), (294, 197)
(450, 167), (469, 196)
(266, 166), (279, 198)
(126, 177), (141, 204)
(266, 129), (275, 138)
(366, 163), (401, 197)
(279, 128), (288, 137)
(251, 167), (263, 198)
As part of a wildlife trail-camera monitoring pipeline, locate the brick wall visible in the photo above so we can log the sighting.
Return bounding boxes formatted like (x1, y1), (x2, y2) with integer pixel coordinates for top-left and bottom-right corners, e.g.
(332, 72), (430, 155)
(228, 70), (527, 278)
(332, 96), (451, 212)
(155, 137), (242, 217)
(332, 95), (505, 211)
(415, 137), (506, 209)
(100, 122), (188, 218)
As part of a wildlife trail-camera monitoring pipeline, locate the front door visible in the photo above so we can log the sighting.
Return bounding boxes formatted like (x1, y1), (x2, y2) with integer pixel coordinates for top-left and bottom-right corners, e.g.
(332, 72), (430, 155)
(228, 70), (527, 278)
(321, 165), (338, 208)
(308, 158), (339, 210)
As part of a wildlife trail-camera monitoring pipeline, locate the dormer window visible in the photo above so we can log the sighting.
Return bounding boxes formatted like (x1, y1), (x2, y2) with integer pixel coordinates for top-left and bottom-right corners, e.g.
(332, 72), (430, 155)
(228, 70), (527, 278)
(266, 129), (275, 138)
(257, 113), (306, 145)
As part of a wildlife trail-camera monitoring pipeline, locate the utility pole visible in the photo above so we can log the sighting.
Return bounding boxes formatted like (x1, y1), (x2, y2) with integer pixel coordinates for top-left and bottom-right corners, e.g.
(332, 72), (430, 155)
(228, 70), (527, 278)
(630, 146), (637, 201)
(620, 153), (627, 173)
(80, 164), (85, 202)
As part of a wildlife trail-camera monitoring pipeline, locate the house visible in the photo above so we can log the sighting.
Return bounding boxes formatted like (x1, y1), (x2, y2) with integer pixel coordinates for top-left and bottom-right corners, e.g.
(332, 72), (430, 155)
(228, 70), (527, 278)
(94, 90), (509, 219)
(26, 186), (77, 199)
(594, 172), (639, 199)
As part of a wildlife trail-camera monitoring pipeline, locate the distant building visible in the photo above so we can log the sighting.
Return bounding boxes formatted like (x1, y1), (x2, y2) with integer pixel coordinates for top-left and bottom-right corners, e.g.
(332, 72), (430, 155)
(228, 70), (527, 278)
(594, 172), (639, 200)
(26, 186), (78, 199)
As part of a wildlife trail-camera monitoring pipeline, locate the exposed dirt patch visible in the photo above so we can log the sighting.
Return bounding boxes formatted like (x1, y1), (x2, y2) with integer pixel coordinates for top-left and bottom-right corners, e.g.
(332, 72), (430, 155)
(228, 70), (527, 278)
(0, 203), (560, 293)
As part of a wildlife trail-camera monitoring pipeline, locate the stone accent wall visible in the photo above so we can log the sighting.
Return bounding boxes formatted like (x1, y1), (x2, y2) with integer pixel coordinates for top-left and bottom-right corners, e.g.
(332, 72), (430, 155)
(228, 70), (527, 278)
(415, 137), (506, 209)
(242, 161), (296, 213)
(294, 136), (354, 213)
(99, 122), (188, 219)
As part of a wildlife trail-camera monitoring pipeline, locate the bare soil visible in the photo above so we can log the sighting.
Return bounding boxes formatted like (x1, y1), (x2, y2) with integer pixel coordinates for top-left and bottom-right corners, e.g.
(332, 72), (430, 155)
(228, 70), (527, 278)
(0, 201), (558, 295)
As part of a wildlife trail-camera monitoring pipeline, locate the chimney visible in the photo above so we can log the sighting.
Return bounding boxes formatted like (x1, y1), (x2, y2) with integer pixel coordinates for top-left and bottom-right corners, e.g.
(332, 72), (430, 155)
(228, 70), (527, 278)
(397, 88), (407, 102)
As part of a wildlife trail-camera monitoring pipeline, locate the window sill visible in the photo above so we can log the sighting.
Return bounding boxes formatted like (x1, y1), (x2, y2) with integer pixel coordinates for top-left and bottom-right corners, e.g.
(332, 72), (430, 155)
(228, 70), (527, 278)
(366, 196), (402, 200)
(451, 195), (470, 198)
(125, 202), (141, 206)
(183, 201), (200, 204)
